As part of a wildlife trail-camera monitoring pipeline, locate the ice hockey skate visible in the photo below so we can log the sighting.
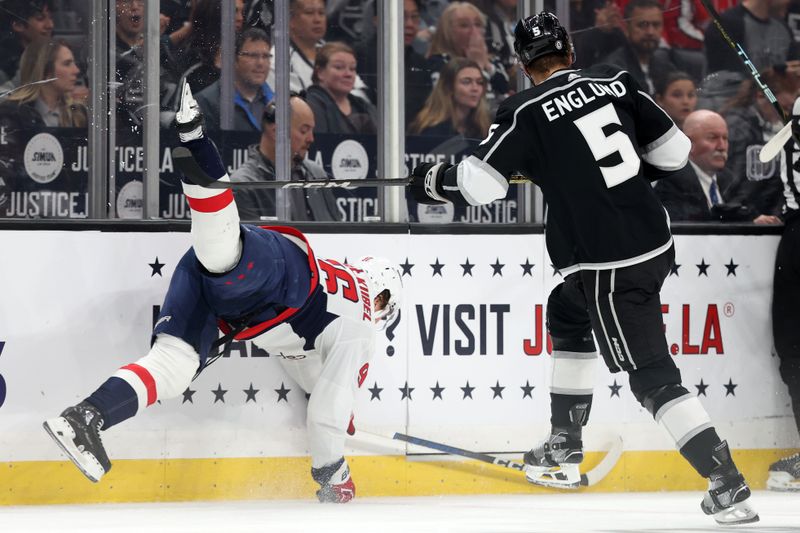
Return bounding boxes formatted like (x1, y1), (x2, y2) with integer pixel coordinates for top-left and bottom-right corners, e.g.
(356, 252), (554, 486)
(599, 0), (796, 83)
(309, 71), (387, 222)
(700, 441), (759, 524)
(523, 430), (583, 489)
(43, 401), (111, 483)
(174, 78), (204, 143)
(311, 458), (355, 503)
(767, 452), (800, 492)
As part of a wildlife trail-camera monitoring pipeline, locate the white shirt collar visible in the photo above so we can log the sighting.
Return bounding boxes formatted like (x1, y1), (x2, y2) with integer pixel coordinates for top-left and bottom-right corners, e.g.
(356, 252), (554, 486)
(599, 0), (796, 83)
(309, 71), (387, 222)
(690, 161), (724, 208)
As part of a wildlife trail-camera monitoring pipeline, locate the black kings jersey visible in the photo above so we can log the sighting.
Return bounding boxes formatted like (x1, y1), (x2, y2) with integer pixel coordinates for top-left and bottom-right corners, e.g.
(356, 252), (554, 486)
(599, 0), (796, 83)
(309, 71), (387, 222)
(440, 64), (690, 275)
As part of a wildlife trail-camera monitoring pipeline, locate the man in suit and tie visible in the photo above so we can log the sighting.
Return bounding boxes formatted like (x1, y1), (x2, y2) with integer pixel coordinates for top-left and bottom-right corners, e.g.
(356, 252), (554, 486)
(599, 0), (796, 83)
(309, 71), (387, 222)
(231, 93), (342, 221)
(654, 109), (780, 224)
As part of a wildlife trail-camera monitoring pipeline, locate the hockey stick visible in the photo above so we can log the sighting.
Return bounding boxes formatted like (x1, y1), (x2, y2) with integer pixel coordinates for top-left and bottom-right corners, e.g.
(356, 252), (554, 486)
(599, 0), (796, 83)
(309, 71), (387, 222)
(393, 432), (623, 488)
(698, 0), (798, 161)
(172, 146), (411, 189)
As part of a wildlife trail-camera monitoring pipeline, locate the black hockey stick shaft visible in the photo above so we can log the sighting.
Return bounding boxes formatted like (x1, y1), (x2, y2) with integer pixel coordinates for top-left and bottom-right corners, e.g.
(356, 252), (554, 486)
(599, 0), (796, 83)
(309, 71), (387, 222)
(393, 432), (623, 487)
(394, 432), (528, 472)
(173, 146), (411, 189)
(699, 0), (789, 124)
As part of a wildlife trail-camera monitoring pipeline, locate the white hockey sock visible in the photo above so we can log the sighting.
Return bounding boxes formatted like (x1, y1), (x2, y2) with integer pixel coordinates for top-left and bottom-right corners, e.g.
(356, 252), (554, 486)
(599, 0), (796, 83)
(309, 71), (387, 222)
(182, 177), (242, 273)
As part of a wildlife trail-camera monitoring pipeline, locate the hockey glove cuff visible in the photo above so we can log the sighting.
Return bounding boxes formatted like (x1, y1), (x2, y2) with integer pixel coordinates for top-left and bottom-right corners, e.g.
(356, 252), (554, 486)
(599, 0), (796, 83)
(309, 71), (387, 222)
(410, 162), (451, 205)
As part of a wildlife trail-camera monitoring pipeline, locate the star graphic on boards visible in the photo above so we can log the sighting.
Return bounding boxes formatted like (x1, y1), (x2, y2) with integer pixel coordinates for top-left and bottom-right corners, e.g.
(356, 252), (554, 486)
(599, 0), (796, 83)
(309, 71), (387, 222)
(274, 382), (291, 402)
(149, 257), (165, 277)
(695, 379), (709, 397)
(609, 380), (622, 398)
(696, 259), (710, 276)
(212, 383), (227, 403)
(430, 258), (445, 277)
(243, 383), (259, 403)
(400, 258), (414, 277)
(305, 392), (311, 400)
(670, 262), (681, 276)
(520, 259), (535, 277)
(182, 387), (195, 404)
(399, 382), (414, 400)
(430, 381), (445, 400)
(521, 380), (535, 399)
(461, 381), (475, 399)
(490, 380), (505, 399)
(725, 259), (739, 277)
(460, 258), (475, 276)
(724, 378), (738, 397)
(550, 264), (562, 277)
(490, 258), (505, 277)
(368, 382), (383, 401)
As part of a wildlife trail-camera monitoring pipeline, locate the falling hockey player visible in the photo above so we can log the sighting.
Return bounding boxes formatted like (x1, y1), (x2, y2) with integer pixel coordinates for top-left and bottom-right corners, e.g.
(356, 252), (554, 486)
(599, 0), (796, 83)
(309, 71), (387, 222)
(409, 11), (758, 525)
(43, 81), (403, 504)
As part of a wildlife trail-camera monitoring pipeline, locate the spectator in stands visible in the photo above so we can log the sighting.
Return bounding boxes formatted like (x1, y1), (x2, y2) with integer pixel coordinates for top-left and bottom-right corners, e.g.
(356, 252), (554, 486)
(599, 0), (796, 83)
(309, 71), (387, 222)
(279, 0), (371, 102)
(115, 0), (181, 133)
(286, 0), (328, 93)
(195, 27), (274, 132)
(425, 2), (510, 104)
(572, 0), (627, 70)
(654, 110), (780, 223)
(305, 41), (377, 134)
(354, 0), (432, 126)
(704, 0), (800, 75)
(0, 38), (87, 128)
(721, 67), (799, 217)
(409, 57), (490, 139)
(231, 94), (341, 221)
(0, 0), (53, 87)
(470, 0), (517, 84)
(654, 71), (698, 130)
(179, 0), (246, 93)
(601, 0), (678, 94)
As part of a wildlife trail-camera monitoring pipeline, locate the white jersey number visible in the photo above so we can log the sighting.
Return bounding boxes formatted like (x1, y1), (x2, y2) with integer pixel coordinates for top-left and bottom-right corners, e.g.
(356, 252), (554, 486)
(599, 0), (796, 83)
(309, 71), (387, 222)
(573, 103), (640, 188)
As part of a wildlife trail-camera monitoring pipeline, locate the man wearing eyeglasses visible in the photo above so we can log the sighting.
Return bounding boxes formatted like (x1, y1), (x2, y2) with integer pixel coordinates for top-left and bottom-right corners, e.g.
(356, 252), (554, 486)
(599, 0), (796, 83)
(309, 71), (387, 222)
(195, 27), (274, 133)
(600, 0), (677, 95)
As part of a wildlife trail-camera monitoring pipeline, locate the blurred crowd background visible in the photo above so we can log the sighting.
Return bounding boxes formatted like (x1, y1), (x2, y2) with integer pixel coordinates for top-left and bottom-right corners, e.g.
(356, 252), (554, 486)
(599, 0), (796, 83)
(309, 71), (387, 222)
(0, 0), (798, 224)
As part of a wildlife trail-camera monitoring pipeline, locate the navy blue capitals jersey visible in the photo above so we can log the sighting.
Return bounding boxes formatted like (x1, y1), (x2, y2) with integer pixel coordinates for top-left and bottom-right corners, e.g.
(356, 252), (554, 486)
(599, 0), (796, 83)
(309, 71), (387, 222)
(441, 64), (690, 275)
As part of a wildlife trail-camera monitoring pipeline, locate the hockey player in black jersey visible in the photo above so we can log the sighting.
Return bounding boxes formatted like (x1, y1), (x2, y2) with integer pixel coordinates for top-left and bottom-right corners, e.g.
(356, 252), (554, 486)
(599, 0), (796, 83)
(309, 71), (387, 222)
(410, 11), (757, 525)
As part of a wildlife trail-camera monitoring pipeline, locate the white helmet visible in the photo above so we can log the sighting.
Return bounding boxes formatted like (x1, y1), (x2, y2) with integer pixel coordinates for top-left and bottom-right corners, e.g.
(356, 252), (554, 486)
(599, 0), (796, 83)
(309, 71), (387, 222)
(352, 256), (403, 329)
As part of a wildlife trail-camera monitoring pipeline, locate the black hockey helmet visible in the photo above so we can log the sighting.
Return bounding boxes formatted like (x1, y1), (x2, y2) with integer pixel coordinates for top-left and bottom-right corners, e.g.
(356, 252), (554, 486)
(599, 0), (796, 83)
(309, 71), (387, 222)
(513, 11), (573, 66)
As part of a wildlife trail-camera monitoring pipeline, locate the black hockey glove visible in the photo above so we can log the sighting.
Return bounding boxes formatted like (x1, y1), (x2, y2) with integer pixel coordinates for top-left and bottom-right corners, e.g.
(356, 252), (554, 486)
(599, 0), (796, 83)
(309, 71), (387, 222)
(410, 162), (451, 205)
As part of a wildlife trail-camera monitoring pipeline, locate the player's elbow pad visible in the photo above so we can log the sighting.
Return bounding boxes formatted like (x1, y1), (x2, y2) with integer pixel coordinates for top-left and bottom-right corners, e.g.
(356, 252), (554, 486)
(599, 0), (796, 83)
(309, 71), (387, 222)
(641, 128), (690, 172)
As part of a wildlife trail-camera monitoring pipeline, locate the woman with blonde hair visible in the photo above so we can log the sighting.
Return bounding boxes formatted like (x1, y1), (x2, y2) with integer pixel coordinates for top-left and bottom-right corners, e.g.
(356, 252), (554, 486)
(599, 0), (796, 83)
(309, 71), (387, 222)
(425, 1), (509, 101)
(1, 37), (87, 128)
(410, 57), (490, 138)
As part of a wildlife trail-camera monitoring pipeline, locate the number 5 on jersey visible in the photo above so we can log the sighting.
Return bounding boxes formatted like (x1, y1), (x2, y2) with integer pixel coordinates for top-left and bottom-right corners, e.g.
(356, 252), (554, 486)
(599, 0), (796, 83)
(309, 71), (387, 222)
(573, 103), (641, 188)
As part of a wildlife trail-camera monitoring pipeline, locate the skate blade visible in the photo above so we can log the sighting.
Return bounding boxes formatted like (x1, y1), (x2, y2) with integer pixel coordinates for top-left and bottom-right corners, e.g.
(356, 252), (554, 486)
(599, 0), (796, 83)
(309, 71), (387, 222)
(525, 464), (580, 489)
(767, 472), (800, 492)
(43, 418), (105, 483)
(712, 500), (759, 525)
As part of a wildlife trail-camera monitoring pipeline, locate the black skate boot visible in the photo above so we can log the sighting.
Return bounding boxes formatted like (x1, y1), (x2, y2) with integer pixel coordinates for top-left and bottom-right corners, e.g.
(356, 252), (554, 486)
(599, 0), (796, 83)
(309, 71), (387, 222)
(767, 452), (800, 492)
(43, 401), (111, 483)
(523, 429), (583, 488)
(700, 441), (758, 524)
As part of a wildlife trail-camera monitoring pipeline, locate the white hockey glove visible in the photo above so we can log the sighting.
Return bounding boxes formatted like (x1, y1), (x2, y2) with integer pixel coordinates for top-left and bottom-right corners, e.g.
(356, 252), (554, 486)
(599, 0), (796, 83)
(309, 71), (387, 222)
(174, 79), (205, 143)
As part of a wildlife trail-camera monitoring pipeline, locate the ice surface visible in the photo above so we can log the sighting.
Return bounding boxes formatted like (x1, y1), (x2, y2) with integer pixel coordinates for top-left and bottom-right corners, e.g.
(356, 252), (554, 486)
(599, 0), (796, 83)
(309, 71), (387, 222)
(2, 491), (798, 533)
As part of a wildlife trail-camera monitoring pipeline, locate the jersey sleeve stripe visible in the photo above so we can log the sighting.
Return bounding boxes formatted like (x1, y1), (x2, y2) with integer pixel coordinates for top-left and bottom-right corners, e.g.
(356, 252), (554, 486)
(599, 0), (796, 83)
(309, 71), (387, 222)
(450, 155), (509, 205)
(641, 125), (691, 171)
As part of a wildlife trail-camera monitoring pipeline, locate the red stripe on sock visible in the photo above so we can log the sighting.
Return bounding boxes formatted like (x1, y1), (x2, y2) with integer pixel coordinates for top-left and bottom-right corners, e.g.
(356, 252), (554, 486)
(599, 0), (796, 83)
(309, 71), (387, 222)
(122, 364), (157, 406)
(186, 189), (234, 213)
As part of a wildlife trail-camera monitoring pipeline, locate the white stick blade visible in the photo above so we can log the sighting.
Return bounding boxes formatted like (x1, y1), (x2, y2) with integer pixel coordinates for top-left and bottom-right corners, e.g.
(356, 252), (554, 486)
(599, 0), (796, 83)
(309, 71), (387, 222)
(759, 121), (793, 163)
